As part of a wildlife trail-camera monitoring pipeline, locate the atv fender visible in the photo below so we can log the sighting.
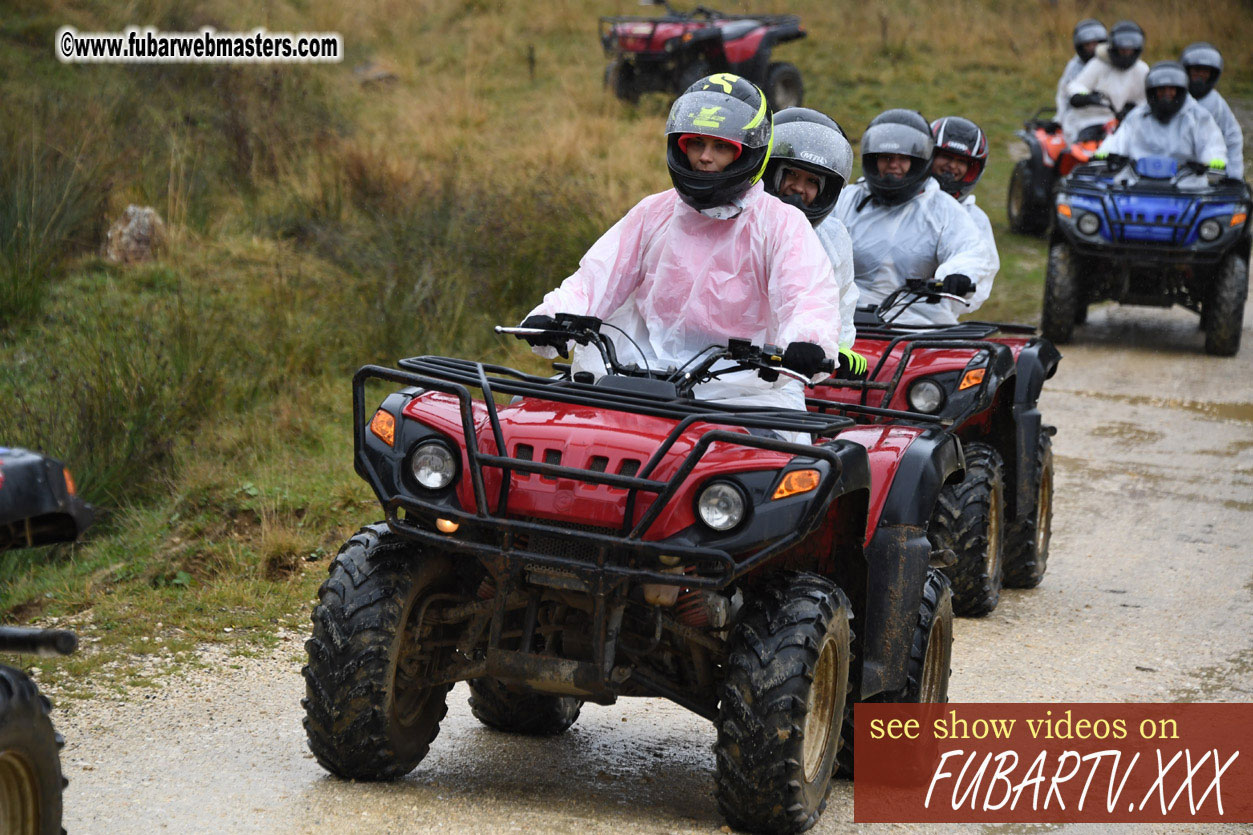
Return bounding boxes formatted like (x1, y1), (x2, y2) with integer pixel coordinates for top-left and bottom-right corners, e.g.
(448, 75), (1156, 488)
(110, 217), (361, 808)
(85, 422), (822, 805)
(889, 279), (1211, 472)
(733, 21), (804, 83)
(1009, 339), (1062, 518)
(858, 428), (963, 699)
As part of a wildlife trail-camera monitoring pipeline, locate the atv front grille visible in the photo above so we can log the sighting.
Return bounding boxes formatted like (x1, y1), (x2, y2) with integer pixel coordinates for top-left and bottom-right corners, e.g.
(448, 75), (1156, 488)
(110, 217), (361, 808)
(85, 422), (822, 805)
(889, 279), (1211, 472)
(516, 518), (618, 564)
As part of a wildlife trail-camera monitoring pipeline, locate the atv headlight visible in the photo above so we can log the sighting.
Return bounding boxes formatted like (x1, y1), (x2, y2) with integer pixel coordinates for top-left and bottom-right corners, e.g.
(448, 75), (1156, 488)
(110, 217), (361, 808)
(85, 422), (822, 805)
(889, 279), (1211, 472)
(908, 379), (946, 414)
(1077, 212), (1101, 235)
(697, 481), (746, 532)
(1198, 219), (1223, 242)
(409, 441), (457, 491)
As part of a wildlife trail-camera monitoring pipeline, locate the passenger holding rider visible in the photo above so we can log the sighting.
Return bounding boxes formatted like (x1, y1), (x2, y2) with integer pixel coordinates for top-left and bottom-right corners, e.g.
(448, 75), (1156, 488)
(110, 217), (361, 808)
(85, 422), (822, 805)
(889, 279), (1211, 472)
(1065, 20), (1149, 143)
(929, 116), (999, 315)
(833, 109), (994, 327)
(1095, 61), (1227, 172)
(521, 74), (843, 430)
(1180, 42), (1245, 180)
(762, 107), (867, 376)
(1055, 19), (1107, 128)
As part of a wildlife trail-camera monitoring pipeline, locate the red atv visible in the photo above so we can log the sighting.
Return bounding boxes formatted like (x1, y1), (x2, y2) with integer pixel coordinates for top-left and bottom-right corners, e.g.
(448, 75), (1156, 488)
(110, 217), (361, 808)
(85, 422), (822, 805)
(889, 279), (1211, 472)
(809, 283), (1061, 618)
(303, 317), (960, 833)
(1007, 102), (1121, 237)
(0, 447), (91, 835)
(600, 1), (805, 108)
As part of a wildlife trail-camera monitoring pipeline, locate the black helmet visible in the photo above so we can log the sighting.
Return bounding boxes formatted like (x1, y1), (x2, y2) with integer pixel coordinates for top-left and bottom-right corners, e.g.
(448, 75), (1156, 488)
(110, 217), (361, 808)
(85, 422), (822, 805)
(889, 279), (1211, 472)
(665, 73), (772, 211)
(859, 109), (934, 206)
(763, 107), (853, 225)
(1107, 21), (1145, 70)
(1180, 42), (1223, 100)
(929, 116), (988, 201)
(1145, 61), (1188, 123)
(1072, 18), (1107, 63)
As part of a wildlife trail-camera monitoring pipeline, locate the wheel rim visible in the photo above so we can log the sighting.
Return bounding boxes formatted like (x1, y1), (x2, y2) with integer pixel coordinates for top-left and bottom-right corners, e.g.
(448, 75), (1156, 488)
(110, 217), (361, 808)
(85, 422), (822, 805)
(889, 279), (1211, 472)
(0, 750), (41, 835)
(802, 635), (839, 782)
(985, 481), (1003, 582)
(918, 609), (950, 702)
(391, 598), (438, 728)
(1035, 460), (1053, 556)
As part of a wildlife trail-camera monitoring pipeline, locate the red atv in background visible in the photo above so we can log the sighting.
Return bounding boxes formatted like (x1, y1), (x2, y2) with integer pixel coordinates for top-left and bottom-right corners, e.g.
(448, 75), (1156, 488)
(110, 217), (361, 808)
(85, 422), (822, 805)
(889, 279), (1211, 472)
(1007, 100), (1122, 237)
(600, 1), (805, 108)
(303, 316), (961, 833)
(809, 283), (1061, 618)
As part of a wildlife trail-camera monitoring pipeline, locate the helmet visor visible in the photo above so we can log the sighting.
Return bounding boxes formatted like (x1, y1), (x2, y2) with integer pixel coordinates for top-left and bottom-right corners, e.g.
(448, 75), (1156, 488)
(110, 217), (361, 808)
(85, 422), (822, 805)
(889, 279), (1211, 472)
(861, 122), (934, 161)
(772, 121), (854, 183)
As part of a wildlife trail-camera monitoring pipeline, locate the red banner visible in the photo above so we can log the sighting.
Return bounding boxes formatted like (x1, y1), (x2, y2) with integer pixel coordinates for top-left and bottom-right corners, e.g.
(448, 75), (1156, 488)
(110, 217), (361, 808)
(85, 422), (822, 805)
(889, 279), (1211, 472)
(854, 703), (1253, 823)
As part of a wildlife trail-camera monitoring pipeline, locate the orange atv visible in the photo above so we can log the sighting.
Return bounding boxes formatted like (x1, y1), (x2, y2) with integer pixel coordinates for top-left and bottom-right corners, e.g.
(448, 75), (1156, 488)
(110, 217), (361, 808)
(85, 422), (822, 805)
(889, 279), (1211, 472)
(1007, 99), (1121, 236)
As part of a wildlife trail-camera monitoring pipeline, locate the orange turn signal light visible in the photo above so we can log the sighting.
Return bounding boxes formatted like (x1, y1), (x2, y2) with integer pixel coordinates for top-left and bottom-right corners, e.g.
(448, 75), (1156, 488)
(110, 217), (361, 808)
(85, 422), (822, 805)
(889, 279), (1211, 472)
(959, 368), (986, 391)
(773, 469), (820, 500)
(1057, 204), (1072, 218)
(1231, 212), (1247, 226)
(63, 468), (77, 496)
(369, 409), (396, 447)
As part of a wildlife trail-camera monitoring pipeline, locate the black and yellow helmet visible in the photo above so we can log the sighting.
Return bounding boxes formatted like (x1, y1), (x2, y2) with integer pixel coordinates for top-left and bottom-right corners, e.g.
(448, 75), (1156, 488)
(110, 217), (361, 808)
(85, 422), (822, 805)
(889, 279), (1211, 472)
(665, 73), (773, 210)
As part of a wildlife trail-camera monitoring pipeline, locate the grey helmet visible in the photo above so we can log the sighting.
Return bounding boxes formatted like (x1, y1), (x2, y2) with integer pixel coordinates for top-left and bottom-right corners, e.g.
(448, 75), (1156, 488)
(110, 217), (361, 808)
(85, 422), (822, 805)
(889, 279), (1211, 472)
(665, 73), (773, 211)
(763, 107), (853, 225)
(1107, 21), (1145, 70)
(1145, 61), (1189, 123)
(860, 109), (934, 205)
(1180, 42), (1223, 100)
(1072, 18), (1107, 63)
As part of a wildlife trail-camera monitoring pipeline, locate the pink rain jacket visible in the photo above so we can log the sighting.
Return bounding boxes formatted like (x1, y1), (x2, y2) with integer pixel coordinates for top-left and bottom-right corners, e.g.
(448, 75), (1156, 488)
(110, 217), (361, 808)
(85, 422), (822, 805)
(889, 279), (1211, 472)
(526, 183), (842, 421)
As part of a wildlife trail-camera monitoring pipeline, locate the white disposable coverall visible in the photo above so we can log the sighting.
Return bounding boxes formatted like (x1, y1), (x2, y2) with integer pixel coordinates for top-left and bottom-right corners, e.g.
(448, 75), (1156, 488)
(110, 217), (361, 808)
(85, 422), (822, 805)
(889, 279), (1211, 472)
(959, 194), (999, 314)
(526, 183), (842, 434)
(834, 178), (995, 326)
(1065, 45), (1149, 142)
(1097, 98), (1227, 168)
(813, 215), (859, 350)
(1055, 55), (1085, 126)
(1195, 90), (1245, 180)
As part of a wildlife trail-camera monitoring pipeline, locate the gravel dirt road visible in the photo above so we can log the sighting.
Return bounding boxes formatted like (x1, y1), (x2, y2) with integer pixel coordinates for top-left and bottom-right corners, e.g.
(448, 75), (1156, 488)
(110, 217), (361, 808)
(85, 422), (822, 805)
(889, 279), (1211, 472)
(55, 301), (1253, 834)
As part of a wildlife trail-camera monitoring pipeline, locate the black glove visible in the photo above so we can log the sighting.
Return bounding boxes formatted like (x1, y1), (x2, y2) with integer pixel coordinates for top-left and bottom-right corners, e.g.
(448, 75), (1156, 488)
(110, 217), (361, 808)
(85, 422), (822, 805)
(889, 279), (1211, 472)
(781, 341), (829, 377)
(519, 314), (570, 354)
(940, 274), (975, 297)
(1069, 92), (1101, 108)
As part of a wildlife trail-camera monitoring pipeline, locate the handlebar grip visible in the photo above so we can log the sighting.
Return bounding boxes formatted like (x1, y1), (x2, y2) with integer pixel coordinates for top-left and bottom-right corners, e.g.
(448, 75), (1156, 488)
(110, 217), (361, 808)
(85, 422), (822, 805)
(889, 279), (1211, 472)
(819, 358), (836, 375)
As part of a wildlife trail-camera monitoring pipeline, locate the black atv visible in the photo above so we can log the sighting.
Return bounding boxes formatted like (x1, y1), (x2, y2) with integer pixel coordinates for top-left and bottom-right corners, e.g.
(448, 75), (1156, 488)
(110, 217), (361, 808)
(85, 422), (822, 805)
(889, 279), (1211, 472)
(303, 318), (959, 833)
(600, 1), (806, 108)
(1, 447), (92, 835)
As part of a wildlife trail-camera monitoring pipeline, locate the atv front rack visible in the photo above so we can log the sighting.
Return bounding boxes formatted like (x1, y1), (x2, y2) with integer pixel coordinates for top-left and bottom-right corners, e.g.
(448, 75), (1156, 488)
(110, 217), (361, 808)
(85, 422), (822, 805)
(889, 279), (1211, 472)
(812, 332), (1017, 425)
(354, 358), (869, 595)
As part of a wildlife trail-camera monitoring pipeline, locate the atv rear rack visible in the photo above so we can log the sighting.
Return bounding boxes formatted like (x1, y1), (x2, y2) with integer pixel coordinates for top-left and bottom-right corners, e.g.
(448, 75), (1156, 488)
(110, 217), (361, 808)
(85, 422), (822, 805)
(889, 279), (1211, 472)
(354, 358), (871, 594)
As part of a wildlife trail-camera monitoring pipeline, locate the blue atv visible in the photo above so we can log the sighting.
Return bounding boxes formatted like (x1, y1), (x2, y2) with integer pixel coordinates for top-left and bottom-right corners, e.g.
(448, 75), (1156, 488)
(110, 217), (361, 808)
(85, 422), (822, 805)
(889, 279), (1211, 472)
(1042, 155), (1252, 355)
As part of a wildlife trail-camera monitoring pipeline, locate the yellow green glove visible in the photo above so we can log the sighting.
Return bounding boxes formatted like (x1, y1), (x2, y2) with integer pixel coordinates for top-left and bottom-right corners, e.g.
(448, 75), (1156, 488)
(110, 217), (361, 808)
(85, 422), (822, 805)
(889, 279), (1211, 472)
(839, 348), (868, 377)
(1093, 150), (1109, 160)
(1209, 158), (1227, 170)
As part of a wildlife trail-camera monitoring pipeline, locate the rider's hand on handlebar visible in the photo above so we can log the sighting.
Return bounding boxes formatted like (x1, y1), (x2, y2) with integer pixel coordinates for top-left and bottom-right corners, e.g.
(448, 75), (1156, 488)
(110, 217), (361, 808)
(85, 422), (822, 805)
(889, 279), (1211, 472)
(940, 274), (975, 297)
(1069, 92), (1103, 109)
(519, 314), (571, 356)
(836, 347), (868, 380)
(1208, 158), (1227, 172)
(781, 341), (831, 378)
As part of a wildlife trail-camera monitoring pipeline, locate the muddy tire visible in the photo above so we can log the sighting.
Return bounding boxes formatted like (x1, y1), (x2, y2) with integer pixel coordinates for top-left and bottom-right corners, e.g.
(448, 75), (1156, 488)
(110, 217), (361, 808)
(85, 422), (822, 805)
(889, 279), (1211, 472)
(0, 664), (65, 835)
(1007, 160), (1050, 235)
(303, 524), (455, 780)
(675, 60), (711, 96)
(605, 58), (639, 104)
(715, 572), (851, 834)
(763, 62), (804, 110)
(1041, 242), (1080, 345)
(834, 570), (952, 779)
(932, 442), (1005, 617)
(1003, 430), (1055, 589)
(1203, 253), (1248, 357)
(468, 678), (582, 736)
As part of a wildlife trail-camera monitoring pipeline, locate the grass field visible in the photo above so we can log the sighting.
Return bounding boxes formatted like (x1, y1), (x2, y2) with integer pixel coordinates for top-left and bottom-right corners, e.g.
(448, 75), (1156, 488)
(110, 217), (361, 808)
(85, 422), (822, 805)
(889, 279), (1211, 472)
(3, 0), (1250, 692)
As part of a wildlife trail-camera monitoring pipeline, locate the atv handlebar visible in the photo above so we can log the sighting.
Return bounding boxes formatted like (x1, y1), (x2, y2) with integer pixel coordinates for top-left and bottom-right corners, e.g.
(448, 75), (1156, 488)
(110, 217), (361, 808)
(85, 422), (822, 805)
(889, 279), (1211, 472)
(0, 625), (78, 657)
(498, 316), (832, 392)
